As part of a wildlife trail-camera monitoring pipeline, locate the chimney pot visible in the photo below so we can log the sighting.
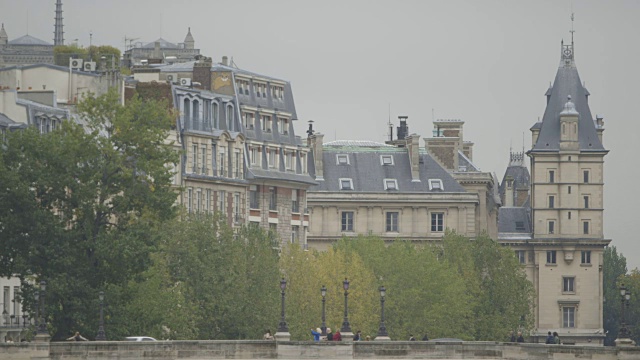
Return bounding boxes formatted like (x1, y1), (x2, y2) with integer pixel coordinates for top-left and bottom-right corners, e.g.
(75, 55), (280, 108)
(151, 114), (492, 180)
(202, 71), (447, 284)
(222, 56), (228, 66)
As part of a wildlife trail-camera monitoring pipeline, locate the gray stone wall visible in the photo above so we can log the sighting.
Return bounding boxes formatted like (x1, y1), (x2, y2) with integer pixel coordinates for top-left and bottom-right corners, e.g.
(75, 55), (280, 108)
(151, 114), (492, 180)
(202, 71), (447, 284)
(1, 340), (639, 360)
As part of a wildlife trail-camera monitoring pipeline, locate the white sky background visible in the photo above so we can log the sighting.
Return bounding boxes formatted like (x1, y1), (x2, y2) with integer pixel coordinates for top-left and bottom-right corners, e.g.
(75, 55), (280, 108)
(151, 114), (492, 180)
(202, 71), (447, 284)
(1, 0), (639, 270)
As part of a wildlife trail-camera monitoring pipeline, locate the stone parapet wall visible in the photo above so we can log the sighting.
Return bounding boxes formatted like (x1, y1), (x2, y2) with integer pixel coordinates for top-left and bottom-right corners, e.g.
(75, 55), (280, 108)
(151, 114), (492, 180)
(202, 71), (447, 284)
(1, 340), (639, 360)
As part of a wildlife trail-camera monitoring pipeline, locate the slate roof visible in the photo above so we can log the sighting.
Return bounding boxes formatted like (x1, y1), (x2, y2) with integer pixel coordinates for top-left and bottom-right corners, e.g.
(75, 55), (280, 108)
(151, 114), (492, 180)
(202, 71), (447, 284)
(9, 35), (52, 46)
(311, 142), (466, 193)
(532, 46), (604, 152)
(499, 163), (530, 195)
(498, 207), (532, 234)
(458, 151), (480, 171)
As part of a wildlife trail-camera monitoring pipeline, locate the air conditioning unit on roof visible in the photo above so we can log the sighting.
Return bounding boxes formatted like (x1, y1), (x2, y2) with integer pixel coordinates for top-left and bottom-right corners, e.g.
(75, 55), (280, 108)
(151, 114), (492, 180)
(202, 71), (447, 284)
(69, 58), (83, 69)
(83, 62), (96, 71)
(166, 73), (178, 83)
(180, 78), (192, 86)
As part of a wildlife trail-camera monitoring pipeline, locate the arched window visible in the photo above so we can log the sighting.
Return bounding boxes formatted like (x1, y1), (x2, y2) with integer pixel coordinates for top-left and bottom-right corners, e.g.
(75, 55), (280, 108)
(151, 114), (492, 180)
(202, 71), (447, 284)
(203, 100), (210, 130)
(192, 100), (200, 130)
(183, 98), (191, 128)
(226, 104), (235, 131)
(212, 101), (219, 129)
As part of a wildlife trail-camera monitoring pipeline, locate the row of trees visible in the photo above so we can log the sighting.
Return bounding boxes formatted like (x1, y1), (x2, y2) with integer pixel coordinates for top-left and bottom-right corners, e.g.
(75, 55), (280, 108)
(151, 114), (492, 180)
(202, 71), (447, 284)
(53, 45), (121, 70)
(0, 91), (634, 343)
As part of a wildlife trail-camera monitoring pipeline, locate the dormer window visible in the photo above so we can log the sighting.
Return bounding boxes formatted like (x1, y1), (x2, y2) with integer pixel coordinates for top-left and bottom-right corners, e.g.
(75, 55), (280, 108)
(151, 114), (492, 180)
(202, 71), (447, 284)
(336, 154), (349, 165)
(384, 179), (398, 190)
(429, 179), (443, 191)
(380, 155), (394, 166)
(340, 178), (353, 190)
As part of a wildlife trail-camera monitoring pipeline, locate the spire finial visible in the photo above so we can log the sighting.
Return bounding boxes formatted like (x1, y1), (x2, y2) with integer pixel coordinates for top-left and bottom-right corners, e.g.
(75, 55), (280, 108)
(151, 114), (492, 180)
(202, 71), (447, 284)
(570, 12), (575, 45)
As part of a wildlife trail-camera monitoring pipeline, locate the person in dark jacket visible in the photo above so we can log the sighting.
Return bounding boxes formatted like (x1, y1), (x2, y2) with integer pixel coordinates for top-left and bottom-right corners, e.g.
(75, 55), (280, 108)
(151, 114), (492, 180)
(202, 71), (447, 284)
(516, 331), (525, 343)
(326, 328), (333, 341)
(422, 334), (429, 341)
(509, 331), (516, 342)
(353, 330), (362, 341)
(545, 331), (554, 344)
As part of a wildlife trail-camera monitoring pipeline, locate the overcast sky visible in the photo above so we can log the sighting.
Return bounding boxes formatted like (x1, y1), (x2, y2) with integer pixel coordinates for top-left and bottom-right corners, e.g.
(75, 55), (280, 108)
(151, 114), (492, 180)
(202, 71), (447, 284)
(1, 0), (638, 270)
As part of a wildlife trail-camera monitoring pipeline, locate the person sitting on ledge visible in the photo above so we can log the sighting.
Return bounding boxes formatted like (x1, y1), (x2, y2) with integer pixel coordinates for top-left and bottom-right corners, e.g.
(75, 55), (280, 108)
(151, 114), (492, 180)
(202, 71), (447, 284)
(67, 332), (88, 341)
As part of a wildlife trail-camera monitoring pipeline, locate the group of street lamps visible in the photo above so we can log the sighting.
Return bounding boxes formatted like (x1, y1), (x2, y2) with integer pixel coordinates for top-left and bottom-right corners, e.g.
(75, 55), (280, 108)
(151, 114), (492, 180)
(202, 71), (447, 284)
(278, 278), (389, 340)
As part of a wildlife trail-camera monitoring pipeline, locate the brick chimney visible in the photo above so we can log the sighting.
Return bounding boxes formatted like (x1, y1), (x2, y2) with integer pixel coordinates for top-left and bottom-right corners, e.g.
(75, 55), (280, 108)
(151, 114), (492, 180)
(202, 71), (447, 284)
(424, 119), (465, 171)
(309, 132), (324, 181)
(193, 56), (213, 90)
(407, 133), (421, 182)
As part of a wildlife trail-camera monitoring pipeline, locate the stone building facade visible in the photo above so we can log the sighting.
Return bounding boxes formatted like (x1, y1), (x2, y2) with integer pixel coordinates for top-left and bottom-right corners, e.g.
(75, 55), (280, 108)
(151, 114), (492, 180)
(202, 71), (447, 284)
(498, 40), (609, 345)
(0, 24), (54, 68)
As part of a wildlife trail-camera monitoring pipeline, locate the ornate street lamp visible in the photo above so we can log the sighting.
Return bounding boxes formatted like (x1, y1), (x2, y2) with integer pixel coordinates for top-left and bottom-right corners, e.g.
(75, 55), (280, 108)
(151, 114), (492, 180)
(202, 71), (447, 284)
(96, 291), (107, 341)
(321, 285), (327, 335)
(618, 285), (631, 339)
(341, 278), (352, 333)
(33, 290), (39, 335)
(377, 286), (389, 338)
(277, 278), (289, 333)
(37, 281), (47, 335)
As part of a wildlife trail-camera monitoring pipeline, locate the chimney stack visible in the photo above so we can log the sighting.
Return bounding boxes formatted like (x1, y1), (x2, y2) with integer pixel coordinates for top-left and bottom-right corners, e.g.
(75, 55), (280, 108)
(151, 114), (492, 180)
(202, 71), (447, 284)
(397, 116), (409, 140)
(408, 133), (421, 182)
(222, 56), (228, 66)
(310, 132), (324, 181)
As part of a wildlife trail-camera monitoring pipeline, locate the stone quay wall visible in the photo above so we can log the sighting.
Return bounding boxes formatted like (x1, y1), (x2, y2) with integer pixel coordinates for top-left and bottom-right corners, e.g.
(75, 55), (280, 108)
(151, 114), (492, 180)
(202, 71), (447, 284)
(0, 340), (639, 360)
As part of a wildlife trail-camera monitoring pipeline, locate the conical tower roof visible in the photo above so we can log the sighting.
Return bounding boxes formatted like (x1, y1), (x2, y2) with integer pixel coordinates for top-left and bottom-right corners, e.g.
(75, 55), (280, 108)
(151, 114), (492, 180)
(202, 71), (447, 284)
(531, 41), (604, 152)
(184, 27), (194, 43)
(0, 23), (8, 40)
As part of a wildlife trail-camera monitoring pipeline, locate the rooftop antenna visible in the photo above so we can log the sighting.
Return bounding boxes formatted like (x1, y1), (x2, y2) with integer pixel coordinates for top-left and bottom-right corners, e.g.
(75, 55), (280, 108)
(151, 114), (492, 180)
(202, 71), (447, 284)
(26, 9), (29, 35)
(387, 103), (393, 141)
(570, 12), (575, 45)
(522, 132), (525, 153)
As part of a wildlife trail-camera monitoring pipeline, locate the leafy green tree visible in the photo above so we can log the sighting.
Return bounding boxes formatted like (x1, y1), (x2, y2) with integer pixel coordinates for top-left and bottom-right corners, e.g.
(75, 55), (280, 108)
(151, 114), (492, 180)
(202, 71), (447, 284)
(335, 236), (474, 340)
(160, 215), (281, 340)
(441, 231), (534, 341)
(622, 270), (640, 345)
(279, 243), (378, 340)
(54, 44), (88, 66)
(603, 246), (628, 345)
(0, 89), (178, 339)
(87, 46), (121, 70)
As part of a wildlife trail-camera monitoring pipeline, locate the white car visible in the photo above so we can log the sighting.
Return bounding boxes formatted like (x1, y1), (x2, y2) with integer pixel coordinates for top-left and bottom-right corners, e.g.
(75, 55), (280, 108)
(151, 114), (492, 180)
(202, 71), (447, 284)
(125, 336), (157, 342)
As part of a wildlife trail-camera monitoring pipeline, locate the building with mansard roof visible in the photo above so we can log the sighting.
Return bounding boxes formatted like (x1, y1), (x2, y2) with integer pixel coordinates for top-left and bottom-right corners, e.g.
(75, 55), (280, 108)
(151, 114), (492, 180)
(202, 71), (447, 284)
(498, 39), (609, 345)
(129, 55), (315, 247)
(305, 116), (500, 250)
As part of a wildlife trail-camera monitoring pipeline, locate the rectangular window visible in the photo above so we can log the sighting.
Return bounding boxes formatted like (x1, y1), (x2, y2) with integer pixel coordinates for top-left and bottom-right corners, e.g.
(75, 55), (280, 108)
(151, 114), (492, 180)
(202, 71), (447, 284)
(380, 155), (394, 166)
(583, 196), (589, 209)
(279, 118), (288, 134)
(269, 187), (277, 211)
(196, 189), (201, 213)
(268, 149), (277, 168)
(291, 189), (299, 213)
(340, 178), (353, 190)
(262, 115), (271, 132)
(211, 143), (217, 175)
(583, 221), (589, 234)
(187, 188), (193, 213)
(245, 112), (255, 129)
(428, 179), (443, 191)
(563, 307), (576, 328)
(192, 144), (198, 173)
(386, 212), (399, 232)
(201, 145), (207, 174)
(206, 189), (211, 213)
(234, 192), (241, 223)
(291, 225), (299, 244)
(249, 186), (259, 209)
(549, 170), (555, 183)
(286, 152), (294, 170)
(548, 220), (555, 234)
(341, 211), (354, 232)
(568, 211), (572, 220)
(234, 150), (241, 178)
(516, 250), (526, 264)
(583, 170), (590, 183)
(337, 154), (349, 165)
(547, 250), (557, 264)
(250, 147), (259, 166)
(431, 213), (444, 232)
(581, 251), (591, 264)
(301, 154), (307, 174)
(568, 185), (572, 194)
(218, 190), (226, 214)
(548, 195), (555, 209)
(13, 286), (19, 318)
(384, 179), (398, 190)
(3, 286), (9, 315)
(563, 277), (575, 293)
(219, 147), (226, 177)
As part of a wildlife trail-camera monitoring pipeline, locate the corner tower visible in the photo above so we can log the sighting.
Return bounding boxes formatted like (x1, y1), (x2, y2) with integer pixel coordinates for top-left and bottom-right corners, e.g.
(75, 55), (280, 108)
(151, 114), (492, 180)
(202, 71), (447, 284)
(527, 39), (609, 344)
(54, 0), (64, 46)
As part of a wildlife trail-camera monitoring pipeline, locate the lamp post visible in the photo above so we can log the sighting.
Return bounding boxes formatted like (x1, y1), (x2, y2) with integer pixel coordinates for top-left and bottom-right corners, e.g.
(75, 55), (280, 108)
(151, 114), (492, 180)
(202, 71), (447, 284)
(376, 286), (390, 340)
(274, 278), (290, 341)
(615, 284), (635, 346)
(37, 281), (47, 335)
(321, 285), (327, 336)
(96, 291), (107, 341)
(33, 291), (39, 335)
(278, 278), (288, 333)
(341, 278), (352, 333)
